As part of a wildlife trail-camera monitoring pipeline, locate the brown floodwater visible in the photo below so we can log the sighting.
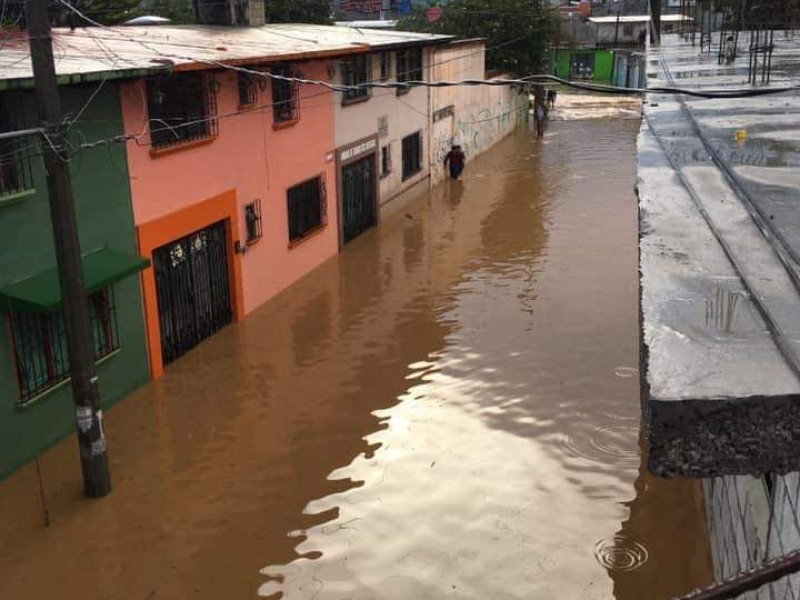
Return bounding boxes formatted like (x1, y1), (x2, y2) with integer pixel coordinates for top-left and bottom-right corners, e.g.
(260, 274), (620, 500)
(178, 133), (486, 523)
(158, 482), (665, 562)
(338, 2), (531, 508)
(0, 113), (713, 600)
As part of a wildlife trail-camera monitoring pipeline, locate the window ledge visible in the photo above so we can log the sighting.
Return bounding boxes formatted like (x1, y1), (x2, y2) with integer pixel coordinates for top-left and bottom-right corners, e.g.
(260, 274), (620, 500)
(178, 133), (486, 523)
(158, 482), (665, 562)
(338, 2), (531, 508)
(380, 171), (392, 180)
(272, 119), (300, 131)
(14, 348), (121, 411)
(342, 95), (371, 107)
(288, 224), (327, 249)
(0, 188), (36, 206)
(402, 168), (423, 182)
(149, 135), (217, 158)
(245, 236), (262, 247)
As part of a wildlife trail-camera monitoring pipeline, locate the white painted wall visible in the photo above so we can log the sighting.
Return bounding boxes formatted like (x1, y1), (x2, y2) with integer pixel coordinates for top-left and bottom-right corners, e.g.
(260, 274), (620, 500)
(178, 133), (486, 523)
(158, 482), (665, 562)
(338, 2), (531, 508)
(332, 48), (432, 213)
(429, 41), (526, 186)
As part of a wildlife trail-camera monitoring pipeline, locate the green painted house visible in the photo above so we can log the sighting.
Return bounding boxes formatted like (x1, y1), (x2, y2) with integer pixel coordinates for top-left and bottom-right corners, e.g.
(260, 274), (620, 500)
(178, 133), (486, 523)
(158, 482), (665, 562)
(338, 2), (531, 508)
(553, 48), (615, 83)
(0, 84), (149, 479)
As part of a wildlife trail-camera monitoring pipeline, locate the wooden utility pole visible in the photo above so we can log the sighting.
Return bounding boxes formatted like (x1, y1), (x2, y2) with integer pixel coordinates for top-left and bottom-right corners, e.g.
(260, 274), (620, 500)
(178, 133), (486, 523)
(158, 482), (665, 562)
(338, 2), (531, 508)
(25, 0), (111, 498)
(651, 0), (662, 46)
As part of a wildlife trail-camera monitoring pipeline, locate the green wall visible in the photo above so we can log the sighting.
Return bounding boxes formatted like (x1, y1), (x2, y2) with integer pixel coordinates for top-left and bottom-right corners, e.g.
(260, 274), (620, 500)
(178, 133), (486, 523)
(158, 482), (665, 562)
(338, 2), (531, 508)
(0, 84), (149, 480)
(552, 48), (614, 83)
(595, 50), (614, 82)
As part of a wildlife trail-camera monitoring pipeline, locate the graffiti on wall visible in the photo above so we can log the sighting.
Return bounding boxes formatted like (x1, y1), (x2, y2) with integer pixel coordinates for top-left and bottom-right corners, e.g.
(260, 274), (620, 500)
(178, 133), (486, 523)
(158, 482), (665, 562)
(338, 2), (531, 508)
(433, 98), (521, 167)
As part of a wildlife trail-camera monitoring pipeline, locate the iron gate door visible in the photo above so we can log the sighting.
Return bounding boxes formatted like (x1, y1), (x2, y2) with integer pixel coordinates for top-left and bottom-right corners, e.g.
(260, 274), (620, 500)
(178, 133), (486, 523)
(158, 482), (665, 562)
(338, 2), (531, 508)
(152, 220), (232, 365)
(342, 154), (377, 244)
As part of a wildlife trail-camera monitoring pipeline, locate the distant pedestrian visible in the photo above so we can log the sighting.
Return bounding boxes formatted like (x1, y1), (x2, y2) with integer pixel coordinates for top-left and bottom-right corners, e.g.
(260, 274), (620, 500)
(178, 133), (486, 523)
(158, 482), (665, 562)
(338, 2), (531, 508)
(547, 89), (557, 109)
(724, 35), (736, 64)
(638, 29), (646, 50)
(443, 144), (465, 180)
(535, 103), (545, 138)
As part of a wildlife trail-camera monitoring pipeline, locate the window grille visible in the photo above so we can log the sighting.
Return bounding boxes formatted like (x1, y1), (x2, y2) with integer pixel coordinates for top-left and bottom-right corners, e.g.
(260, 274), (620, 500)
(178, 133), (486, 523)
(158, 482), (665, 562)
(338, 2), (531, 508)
(397, 48), (423, 94)
(381, 144), (392, 178)
(401, 132), (422, 180)
(341, 56), (371, 103)
(272, 65), (299, 124)
(0, 93), (35, 197)
(238, 71), (258, 107)
(245, 199), (263, 244)
(380, 52), (391, 80)
(9, 287), (119, 405)
(147, 72), (219, 149)
(287, 176), (325, 242)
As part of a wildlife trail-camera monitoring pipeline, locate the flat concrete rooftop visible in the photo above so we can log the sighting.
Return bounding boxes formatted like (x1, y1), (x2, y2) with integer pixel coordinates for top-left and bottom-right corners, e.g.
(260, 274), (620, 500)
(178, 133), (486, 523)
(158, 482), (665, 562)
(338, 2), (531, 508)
(639, 32), (800, 477)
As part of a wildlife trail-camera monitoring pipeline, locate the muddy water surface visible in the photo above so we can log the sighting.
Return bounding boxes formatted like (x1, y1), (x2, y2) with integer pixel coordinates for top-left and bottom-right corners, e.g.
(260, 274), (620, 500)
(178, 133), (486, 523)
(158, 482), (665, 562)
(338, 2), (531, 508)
(0, 117), (712, 600)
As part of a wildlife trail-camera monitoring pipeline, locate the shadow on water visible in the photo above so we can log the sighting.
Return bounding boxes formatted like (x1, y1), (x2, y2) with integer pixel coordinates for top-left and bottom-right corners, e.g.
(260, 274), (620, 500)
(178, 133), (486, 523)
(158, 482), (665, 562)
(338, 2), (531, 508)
(0, 121), (713, 600)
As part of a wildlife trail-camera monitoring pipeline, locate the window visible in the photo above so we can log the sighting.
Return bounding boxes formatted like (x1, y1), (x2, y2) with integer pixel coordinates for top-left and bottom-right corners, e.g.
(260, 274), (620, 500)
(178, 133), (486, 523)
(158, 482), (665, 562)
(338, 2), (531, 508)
(397, 47), (423, 94)
(245, 199), (263, 244)
(571, 53), (595, 79)
(238, 71), (258, 107)
(401, 132), (422, 180)
(272, 65), (299, 124)
(0, 95), (34, 197)
(381, 144), (392, 178)
(147, 71), (218, 150)
(287, 176), (326, 243)
(380, 51), (391, 80)
(341, 56), (371, 103)
(9, 287), (119, 405)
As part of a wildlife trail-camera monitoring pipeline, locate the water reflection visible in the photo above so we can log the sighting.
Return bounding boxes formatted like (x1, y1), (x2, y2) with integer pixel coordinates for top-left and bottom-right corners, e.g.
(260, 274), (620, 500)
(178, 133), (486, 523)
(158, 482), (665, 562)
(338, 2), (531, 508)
(0, 120), (712, 600)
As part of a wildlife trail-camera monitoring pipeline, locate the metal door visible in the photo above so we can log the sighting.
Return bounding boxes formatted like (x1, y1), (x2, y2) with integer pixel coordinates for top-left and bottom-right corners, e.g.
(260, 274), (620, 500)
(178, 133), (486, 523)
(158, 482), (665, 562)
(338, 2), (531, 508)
(341, 154), (377, 244)
(152, 220), (232, 365)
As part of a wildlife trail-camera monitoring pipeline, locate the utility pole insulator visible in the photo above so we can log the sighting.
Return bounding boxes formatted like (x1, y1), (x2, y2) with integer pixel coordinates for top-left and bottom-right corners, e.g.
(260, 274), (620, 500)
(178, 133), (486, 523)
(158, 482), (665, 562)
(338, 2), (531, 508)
(25, 0), (112, 498)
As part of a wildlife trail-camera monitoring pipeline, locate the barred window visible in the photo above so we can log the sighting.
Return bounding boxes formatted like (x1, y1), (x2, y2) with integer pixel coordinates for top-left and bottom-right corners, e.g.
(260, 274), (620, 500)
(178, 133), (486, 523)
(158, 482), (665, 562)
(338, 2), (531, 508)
(0, 93), (35, 197)
(341, 56), (371, 103)
(380, 52), (391, 80)
(381, 144), (392, 178)
(147, 72), (218, 149)
(272, 65), (299, 124)
(9, 287), (119, 405)
(238, 71), (258, 107)
(401, 131), (422, 180)
(245, 199), (263, 244)
(287, 176), (325, 243)
(397, 47), (423, 94)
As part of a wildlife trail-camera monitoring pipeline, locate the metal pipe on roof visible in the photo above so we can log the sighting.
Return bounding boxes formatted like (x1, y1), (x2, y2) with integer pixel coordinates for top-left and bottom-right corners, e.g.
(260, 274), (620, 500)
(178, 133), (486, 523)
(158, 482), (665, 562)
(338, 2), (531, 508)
(0, 127), (44, 140)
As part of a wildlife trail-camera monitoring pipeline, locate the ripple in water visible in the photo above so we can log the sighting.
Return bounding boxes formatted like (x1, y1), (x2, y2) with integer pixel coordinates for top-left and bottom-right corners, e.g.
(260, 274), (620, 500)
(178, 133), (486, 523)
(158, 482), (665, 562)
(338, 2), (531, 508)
(563, 425), (640, 468)
(594, 537), (649, 572)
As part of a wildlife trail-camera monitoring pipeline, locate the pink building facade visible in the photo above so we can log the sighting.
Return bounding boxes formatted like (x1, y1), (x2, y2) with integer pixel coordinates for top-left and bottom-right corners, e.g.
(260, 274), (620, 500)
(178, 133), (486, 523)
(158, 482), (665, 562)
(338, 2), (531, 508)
(120, 61), (339, 377)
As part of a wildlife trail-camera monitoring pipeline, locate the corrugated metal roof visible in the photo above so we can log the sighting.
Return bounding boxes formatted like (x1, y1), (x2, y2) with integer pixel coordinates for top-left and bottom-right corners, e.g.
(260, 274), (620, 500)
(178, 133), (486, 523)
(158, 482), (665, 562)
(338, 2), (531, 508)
(0, 24), (453, 88)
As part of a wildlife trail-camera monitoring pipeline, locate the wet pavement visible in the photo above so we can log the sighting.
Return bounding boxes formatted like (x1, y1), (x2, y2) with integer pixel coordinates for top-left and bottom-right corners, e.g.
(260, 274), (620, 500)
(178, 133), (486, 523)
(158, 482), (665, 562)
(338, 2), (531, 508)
(0, 111), (712, 599)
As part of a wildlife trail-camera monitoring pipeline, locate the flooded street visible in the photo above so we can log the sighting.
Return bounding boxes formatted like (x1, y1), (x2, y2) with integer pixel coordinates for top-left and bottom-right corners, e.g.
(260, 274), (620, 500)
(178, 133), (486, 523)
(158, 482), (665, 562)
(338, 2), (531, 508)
(0, 112), (713, 599)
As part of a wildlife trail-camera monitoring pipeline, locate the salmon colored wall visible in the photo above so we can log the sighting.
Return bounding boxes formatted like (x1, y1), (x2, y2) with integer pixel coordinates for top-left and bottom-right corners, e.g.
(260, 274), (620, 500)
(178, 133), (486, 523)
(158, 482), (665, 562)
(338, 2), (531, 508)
(120, 61), (339, 319)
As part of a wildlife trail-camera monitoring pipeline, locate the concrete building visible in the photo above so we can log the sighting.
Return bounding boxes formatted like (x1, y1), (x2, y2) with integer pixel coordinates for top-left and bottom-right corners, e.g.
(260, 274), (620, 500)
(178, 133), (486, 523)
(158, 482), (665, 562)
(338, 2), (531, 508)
(330, 33), (451, 244)
(639, 30), (800, 596)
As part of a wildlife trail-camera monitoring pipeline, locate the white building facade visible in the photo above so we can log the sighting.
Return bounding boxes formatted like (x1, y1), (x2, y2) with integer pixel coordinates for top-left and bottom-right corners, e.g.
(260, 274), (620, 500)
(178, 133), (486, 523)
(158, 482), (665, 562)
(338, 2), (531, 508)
(332, 36), (449, 245)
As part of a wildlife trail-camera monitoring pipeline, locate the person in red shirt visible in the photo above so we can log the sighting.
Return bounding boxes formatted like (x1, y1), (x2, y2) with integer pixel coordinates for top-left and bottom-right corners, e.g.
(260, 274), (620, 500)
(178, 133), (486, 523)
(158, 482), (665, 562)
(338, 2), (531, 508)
(444, 145), (465, 180)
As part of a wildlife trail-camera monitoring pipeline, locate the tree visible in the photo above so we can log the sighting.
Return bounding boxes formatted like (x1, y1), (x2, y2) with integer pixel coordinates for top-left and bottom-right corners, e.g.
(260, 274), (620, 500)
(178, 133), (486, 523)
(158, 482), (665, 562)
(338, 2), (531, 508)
(264, 0), (332, 24)
(77, 0), (142, 24)
(397, 0), (557, 76)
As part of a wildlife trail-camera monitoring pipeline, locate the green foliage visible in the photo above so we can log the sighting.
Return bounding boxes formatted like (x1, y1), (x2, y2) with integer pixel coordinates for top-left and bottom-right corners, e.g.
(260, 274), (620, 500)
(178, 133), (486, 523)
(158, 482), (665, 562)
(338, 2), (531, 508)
(264, 0), (332, 24)
(397, 0), (557, 76)
(80, 0), (142, 24)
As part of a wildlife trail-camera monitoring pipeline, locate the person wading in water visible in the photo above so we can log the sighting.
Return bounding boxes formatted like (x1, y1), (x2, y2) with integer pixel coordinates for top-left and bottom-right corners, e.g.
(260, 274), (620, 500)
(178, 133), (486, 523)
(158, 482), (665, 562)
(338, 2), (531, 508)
(444, 144), (466, 180)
